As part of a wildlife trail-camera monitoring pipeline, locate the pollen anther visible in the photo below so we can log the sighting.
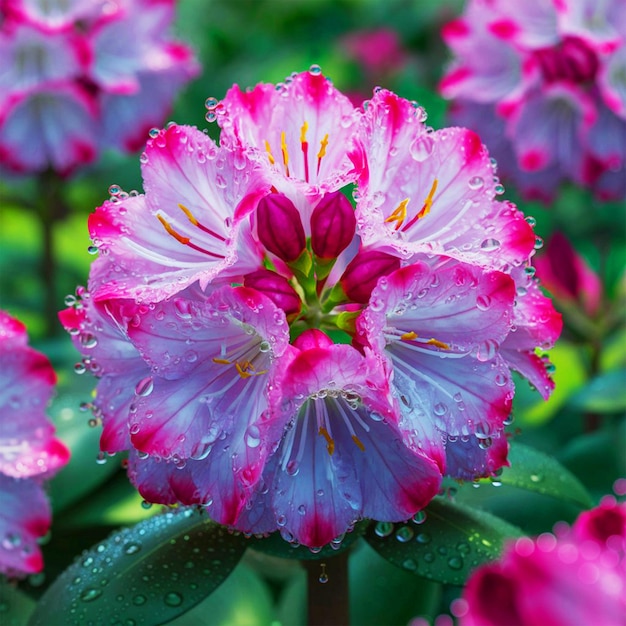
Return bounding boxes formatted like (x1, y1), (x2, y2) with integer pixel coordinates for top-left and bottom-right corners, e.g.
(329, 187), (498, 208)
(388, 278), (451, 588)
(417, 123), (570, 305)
(351, 434), (365, 452)
(426, 338), (450, 350)
(318, 426), (335, 455)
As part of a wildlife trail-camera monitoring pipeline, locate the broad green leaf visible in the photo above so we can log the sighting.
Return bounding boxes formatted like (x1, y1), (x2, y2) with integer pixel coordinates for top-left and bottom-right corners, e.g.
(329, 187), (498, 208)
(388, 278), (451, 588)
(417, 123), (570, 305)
(248, 521), (368, 561)
(481, 442), (593, 508)
(364, 497), (523, 586)
(166, 562), (275, 626)
(567, 369), (626, 413)
(0, 580), (36, 625)
(28, 508), (248, 626)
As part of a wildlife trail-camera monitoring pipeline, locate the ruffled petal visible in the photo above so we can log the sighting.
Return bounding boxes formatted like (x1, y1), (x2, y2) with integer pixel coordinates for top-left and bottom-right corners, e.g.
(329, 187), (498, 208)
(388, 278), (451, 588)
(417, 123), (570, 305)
(0, 475), (50, 576)
(218, 70), (360, 200)
(89, 125), (267, 302)
(355, 90), (535, 270)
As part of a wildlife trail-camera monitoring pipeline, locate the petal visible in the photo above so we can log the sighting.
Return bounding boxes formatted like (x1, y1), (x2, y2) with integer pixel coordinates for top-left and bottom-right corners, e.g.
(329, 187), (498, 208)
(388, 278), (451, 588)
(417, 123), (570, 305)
(258, 343), (441, 546)
(219, 70), (360, 197)
(89, 125), (268, 302)
(0, 475), (50, 576)
(124, 287), (289, 460)
(356, 92), (535, 270)
(445, 431), (509, 480)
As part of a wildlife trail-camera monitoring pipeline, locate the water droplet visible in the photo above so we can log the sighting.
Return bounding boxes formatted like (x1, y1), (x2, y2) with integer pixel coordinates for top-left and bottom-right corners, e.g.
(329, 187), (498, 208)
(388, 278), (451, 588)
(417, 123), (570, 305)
(164, 592), (183, 607)
(205, 97), (218, 110)
(395, 526), (414, 542)
(205, 111), (217, 123)
(403, 558), (418, 571)
(478, 437), (493, 450)
(80, 588), (102, 602)
(534, 237), (544, 250)
(480, 238), (501, 252)
(416, 532), (431, 544)
(108, 184), (121, 196)
(309, 64), (322, 75)
(468, 176), (484, 190)
(494, 183), (505, 195)
(530, 473), (543, 483)
(135, 376), (154, 397)
(374, 521), (394, 537)
(412, 511), (427, 525)
(149, 128), (159, 139)
(80, 332), (98, 349)
(448, 556), (464, 570)
(525, 216), (536, 227)
(476, 339), (498, 362)
(245, 425), (261, 448)
(132, 594), (147, 606)
(433, 403), (447, 416)
(124, 542), (141, 555)
(74, 362), (86, 375)
(423, 551), (435, 563)
(409, 135), (434, 162)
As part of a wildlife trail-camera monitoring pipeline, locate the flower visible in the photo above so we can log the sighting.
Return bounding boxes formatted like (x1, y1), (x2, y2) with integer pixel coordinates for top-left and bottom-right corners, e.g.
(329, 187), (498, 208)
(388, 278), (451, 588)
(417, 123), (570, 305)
(440, 0), (626, 201)
(460, 497), (626, 626)
(66, 67), (560, 547)
(0, 310), (70, 576)
(0, 0), (199, 176)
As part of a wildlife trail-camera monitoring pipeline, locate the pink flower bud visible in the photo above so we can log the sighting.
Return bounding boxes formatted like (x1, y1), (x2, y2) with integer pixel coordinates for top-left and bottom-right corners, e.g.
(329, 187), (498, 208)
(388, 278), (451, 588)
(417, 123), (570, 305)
(256, 193), (306, 262)
(340, 249), (401, 303)
(310, 191), (356, 259)
(534, 231), (602, 316)
(244, 269), (302, 320)
(293, 329), (334, 351)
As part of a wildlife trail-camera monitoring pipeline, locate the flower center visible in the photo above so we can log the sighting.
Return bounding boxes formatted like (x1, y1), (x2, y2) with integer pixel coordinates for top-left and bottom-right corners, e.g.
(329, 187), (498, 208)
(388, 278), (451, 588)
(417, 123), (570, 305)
(534, 36), (599, 84)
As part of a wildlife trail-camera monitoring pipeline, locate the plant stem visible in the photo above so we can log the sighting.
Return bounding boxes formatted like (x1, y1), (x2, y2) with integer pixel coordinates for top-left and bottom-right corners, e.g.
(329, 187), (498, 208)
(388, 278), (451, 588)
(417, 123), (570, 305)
(304, 552), (350, 626)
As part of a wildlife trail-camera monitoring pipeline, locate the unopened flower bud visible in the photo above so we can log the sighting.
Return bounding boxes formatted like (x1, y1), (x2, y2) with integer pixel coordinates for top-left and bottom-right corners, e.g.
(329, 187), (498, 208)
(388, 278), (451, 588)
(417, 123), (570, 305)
(310, 191), (356, 258)
(340, 249), (401, 303)
(244, 269), (302, 320)
(256, 193), (306, 262)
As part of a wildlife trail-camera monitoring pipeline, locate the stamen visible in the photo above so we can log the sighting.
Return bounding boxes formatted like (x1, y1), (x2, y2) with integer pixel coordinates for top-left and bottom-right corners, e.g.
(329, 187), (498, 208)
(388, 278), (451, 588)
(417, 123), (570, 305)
(212, 357), (231, 365)
(281, 131), (290, 177)
(264, 140), (275, 165)
(178, 203), (226, 241)
(300, 121), (309, 183)
(385, 198), (410, 231)
(426, 338), (450, 350)
(157, 215), (225, 259)
(351, 434), (365, 452)
(402, 179), (438, 232)
(318, 426), (335, 456)
(316, 133), (329, 175)
(401, 331), (418, 341)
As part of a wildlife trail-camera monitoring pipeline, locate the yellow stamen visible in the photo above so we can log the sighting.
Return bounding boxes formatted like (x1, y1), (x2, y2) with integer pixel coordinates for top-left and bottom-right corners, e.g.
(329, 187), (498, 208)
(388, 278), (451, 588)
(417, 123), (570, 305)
(426, 338), (450, 350)
(264, 140), (275, 165)
(157, 215), (189, 244)
(178, 203), (198, 226)
(300, 121), (309, 144)
(212, 357), (231, 365)
(236, 360), (255, 379)
(416, 178), (438, 220)
(281, 131), (290, 174)
(317, 133), (329, 160)
(401, 331), (418, 341)
(352, 434), (365, 452)
(318, 426), (335, 456)
(385, 198), (410, 230)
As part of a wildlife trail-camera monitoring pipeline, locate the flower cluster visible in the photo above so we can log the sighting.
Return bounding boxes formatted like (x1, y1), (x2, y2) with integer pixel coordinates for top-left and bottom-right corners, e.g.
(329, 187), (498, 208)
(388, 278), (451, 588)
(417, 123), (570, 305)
(62, 68), (561, 548)
(460, 497), (626, 626)
(0, 310), (69, 576)
(440, 0), (626, 201)
(0, 0), (199, 176)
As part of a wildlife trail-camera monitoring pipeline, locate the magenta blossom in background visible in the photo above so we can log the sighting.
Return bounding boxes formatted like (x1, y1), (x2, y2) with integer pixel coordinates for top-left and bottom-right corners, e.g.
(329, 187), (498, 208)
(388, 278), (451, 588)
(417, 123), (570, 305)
(0, 0), (199, 176)
(0, 310), (69, 576)
(460, 497), (626, 626)
(534, 231), (603, 317)
(62, 68), (561, 548)
(440, 0), (626, 202)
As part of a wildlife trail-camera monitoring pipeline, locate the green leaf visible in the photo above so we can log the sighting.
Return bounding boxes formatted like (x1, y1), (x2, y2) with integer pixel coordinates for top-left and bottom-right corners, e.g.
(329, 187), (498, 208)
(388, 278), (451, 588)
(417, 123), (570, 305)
(364, 497), (523, 586)
(567, 369), (626, 413)
(482, 442), (593, 508)
(248, 521), (368, 561)
(28, 508), (248, 626)
(166, 563), (276, 626)
(0, 580), (36, 625)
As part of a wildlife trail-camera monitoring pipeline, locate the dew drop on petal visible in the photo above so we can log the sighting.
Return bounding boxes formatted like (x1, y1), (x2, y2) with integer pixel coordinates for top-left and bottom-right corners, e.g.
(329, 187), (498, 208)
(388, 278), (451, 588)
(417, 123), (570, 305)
(245, 425), (261, 448)
(475, 295), (492, 311)
(468, 176), (484, 190)
(135, 376), (154, 397)
(480, 238), (501, 252)
(409, 135), (434, 162)
(309, 64), (322, 75)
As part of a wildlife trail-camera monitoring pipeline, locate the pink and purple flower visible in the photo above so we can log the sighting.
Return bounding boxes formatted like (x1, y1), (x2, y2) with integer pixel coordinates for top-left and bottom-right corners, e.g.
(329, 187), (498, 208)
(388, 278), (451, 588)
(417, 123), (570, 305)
(460, 497), (626, 626)
(440, 0), (626, 201)
(0, 310), (70, 576)
(0, 0), (199, 176)
(63, 68), (561, 547)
